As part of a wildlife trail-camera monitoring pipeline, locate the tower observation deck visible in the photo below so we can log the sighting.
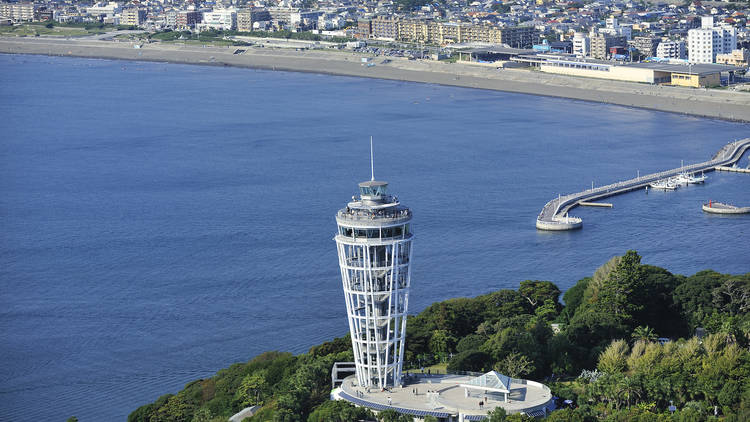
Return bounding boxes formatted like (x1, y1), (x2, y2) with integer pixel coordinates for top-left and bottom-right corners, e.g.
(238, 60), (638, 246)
(335, 179), (413, 390)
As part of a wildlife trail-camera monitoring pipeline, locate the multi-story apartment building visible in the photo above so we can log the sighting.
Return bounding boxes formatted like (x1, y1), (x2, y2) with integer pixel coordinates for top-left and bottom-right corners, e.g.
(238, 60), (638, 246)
(573, 32), (589, 57)
(656, 40), (686, 59)
(87, 2), (121, 18)
(0, 2), (34, 22)
(372, 15), (399, 40)
(631, 36), (659, 58)
(165, 10), (177, 28)
(120, 8), (146, 27)
(237, 8), (270, 32)
(371, 16), (536, 47)
(356, 19), (372, 39)
(176, 10), (201, 29)
(688, 16), (737, 63)
(590, 34), (627, 59)
(398, 18), (429, 43)
(268, 7), (295, 25)
(498, 26), (537, 48)
(599, 17), (631, 40)
(199, 9), (237, 31)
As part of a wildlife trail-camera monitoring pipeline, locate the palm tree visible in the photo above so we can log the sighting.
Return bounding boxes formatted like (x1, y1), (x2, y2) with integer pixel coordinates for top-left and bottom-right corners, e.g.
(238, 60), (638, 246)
(617, 376), (643, 408)
(631, 326), (658, 344)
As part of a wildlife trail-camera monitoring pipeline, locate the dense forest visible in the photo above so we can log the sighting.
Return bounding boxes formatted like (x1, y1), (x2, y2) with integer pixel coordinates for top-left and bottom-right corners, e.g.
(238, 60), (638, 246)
(128, 251), (750, 422)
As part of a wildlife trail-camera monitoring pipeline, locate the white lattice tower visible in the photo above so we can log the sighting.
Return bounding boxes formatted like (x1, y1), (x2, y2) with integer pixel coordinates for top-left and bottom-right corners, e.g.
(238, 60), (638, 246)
(335, 179), (413, 389)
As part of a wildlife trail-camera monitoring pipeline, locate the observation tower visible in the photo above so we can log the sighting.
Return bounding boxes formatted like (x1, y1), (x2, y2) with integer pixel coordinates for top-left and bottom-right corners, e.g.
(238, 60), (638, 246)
(334, 150), (413, 390)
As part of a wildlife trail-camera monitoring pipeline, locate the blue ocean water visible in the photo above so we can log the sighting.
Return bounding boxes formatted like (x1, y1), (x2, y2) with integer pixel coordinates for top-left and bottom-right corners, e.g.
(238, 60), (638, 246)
(0, 54), (748, 421)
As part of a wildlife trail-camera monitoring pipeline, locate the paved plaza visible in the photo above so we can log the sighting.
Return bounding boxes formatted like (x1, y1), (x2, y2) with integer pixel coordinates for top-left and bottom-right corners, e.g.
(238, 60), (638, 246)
(335, 372), (553, 420)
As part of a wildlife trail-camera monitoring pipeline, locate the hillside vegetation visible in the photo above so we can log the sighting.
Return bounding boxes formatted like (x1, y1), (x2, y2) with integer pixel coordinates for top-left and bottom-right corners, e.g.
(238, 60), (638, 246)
(128, 251), (750, 422)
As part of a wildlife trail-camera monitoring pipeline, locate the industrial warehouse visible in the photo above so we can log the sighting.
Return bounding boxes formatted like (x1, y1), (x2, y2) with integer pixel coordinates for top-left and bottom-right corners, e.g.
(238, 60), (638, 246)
(454, 47), (743, 88)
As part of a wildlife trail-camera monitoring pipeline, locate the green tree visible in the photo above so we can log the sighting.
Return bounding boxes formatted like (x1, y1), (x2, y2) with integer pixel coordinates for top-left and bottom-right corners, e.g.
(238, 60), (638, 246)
(597, 340), (629, 374)
(456, 333), (485, 353)
(631, 326), (658, 344)
(535, 299), (559, 322)
(487, 406), (508, 421)
(151, 394), (196, 422)
(235, 373), (267, 407)
(307, 399), (373, 422)
(596, 250), (644, 319)
(673, 270), (727, 330)
(518, 280), (561, 312)
(494, 352), (535, 378)
(377, 409), (410, 422)
(447, 350), (492, 372)
(630, 265), (687, 338)
(561, 277), (590, 322)
(430, 329), (457, 361)
(712, 277), (750, 316)
(190, 407), (212, 422)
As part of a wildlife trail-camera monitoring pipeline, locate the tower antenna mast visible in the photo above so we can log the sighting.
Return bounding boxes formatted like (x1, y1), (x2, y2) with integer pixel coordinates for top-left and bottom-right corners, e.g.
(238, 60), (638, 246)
(370, 136), (375, 181)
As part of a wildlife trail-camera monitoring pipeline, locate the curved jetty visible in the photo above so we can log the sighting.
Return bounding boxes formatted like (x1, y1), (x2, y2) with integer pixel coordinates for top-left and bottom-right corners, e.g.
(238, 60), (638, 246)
(702, 202), (750, 214)
(536, 138), (750, 231)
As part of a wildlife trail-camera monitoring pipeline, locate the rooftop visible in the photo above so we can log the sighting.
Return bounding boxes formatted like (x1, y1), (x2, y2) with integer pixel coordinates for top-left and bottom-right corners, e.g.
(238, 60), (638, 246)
(627, 61), (745, 75)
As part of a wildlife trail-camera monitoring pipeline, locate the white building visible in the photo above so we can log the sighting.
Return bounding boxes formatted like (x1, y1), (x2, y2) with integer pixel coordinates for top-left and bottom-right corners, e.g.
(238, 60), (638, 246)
(317, 13), (345, 30)
(656, 40), (686, 59)
(573, 32), (589, 57)
(335, 175), (413, 390)
(688, 16), (737, 63)
(199, 9), (237, 30)
(599, 17), (632, 40)
(0, 2), (34, 22)
(87, 2), (121, 17)
(290, 10), (322, 28)
(165, 10), (177, 28)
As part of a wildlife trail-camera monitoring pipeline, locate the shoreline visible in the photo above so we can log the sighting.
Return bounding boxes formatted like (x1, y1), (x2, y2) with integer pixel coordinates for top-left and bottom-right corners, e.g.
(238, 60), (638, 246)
(3, 36), (750, 122)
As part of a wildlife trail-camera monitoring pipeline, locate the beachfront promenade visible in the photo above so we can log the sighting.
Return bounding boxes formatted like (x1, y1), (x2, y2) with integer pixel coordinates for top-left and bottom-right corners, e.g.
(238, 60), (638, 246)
(536, 138), (750, 230)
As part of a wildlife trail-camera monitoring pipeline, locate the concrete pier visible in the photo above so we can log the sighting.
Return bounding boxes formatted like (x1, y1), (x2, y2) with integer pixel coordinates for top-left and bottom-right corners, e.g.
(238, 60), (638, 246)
(536, 138), (750, 231)
(579, 202), (613, 208)
(715, 165), (750, 174)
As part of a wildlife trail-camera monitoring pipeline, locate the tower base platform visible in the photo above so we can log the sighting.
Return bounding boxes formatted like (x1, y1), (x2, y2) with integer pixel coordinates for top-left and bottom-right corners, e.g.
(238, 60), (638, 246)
(333, 373), (554, 421)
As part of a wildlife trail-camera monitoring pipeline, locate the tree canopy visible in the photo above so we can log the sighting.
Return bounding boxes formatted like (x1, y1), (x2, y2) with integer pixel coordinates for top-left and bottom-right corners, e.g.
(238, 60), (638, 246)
(130, 251), (750, 421)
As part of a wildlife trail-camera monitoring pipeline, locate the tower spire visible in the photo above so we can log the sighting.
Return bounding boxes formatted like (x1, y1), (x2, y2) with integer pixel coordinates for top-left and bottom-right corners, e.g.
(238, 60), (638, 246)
(370, 136), (374, 181)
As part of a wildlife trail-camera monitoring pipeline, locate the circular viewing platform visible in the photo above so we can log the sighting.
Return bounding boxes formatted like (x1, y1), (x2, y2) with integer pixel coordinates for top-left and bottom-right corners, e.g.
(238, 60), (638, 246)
(535, 216), (583, 231)
(333, 373), (553, 421)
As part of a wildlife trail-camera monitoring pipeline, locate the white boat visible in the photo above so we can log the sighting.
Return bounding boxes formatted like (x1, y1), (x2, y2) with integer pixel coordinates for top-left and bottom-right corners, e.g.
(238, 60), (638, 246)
(674, 173), (690, 186)
(688, 172), (707, 184)
(676, 172), (706, 184)
(650, 179), (678, 190)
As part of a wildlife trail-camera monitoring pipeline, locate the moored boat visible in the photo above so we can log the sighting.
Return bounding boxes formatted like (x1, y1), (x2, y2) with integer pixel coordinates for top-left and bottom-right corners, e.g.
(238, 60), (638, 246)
(650, 179), (678, 190)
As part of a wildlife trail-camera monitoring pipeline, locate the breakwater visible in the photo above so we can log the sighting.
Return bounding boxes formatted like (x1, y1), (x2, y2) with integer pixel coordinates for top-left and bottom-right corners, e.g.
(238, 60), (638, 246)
(536, 138), (750, 230)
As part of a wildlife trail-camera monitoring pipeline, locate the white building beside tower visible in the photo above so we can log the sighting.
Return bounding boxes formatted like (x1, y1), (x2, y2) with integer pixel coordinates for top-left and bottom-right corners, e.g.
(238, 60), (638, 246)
(334, 166), (413, 389)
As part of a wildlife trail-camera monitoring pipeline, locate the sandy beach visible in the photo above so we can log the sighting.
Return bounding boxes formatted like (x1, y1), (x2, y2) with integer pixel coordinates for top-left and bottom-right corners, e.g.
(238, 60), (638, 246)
(2, 36), (750, 122)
